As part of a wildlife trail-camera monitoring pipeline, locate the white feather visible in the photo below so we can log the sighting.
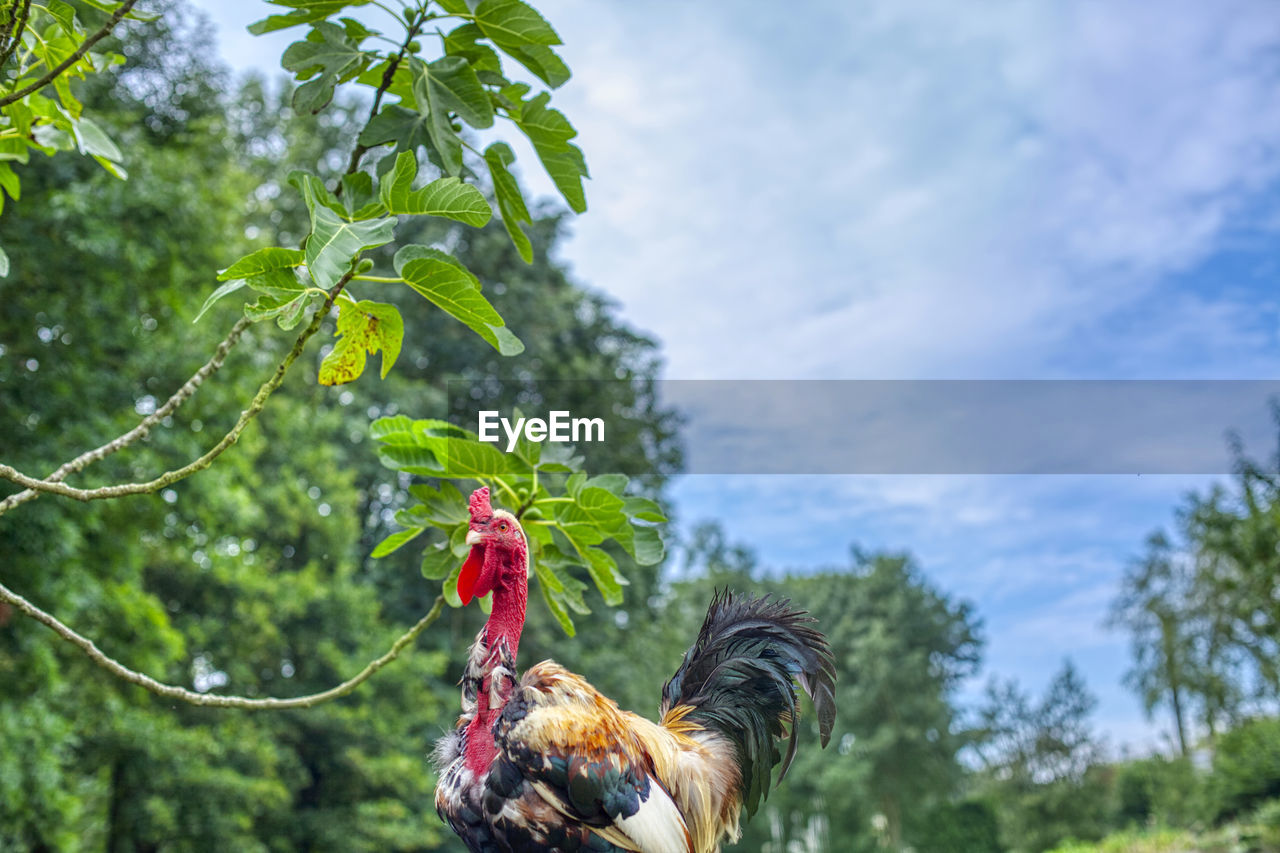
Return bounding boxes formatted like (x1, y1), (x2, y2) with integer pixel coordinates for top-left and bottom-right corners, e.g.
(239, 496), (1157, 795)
(612, 777), (692, 853)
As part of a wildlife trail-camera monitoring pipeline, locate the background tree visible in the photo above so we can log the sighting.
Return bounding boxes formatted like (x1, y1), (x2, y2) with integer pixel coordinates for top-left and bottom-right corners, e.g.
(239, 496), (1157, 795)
(975, 662), (1110, 852)
(1109, 532), (1200, 756)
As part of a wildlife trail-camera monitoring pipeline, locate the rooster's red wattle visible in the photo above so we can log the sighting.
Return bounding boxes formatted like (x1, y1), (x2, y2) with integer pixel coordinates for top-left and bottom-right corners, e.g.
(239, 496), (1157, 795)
(433, 487), (836, 853)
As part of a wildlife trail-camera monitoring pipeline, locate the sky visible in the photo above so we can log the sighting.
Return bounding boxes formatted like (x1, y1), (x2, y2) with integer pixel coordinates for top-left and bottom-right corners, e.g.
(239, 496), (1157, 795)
(190, 0), (1280, 752)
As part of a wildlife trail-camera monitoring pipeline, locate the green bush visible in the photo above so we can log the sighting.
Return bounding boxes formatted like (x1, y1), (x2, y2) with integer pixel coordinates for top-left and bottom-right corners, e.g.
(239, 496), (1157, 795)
(1114, 754), (1204, 828)
(909, 798), (1004, 853)
(1250, 798), (1280, 848)
(1047, 827), (1196, 853)
(1210, 717), (1280, 820)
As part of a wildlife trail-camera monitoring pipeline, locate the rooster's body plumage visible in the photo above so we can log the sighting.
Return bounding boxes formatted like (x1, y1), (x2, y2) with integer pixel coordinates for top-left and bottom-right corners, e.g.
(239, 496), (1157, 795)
(434, 489), (836, 853)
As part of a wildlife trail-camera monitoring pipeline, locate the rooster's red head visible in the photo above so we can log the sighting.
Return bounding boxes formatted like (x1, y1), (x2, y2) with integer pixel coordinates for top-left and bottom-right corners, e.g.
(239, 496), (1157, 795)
(458, 486), (527, 605)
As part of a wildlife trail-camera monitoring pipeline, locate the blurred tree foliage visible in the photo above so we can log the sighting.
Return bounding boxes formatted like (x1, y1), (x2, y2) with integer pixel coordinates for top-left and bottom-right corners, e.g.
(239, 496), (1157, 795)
(973, 662), (1111, 853)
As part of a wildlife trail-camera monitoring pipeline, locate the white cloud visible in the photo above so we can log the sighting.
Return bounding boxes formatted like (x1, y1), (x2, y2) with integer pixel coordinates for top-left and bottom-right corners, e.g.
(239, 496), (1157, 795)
(195, 0), (1280, 377)
(538, 0), (1280, 378)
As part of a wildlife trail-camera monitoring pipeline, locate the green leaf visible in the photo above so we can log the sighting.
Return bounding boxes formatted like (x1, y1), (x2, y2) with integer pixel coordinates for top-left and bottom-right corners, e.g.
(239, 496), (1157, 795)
(372, 418), (509, 477)
(217, 247), (305, 281)
(422, 539), (459, 580)
(71, 115), (125, 176)
(407, 57), (463, 176)
(370, 414), (414, 441)
(623, 496), (667, 523)
(576, 486), (626, 526)
(243, 292), (314, 327)
(0, 163), (15, 206)
(421, 55), (494, 129)
(442, 23), (504, 81)
(337, 16), (375, 43)
(503, 43), (570, 88)
(357, 104), (436, 160)
(524, 519), (553, 547)
(249, 9), (323, 34)
(371, 526), (424, 558)
(565, 471), (586, 499)
(585, 474), (628, 495)
(193, 279), (248, 323)
(513, 91), (575, 146)
(536, 442), (582, 472)
(582, 547), (626, 606)
(395, 247), (523, 355)
(408, 481), (470, 525)
(339, 172), (386, 219)
(514, 93), (587, 212)
(377, 445), (445, 476)
(512, 433), (541, 469)
(631, 525), (665, 566)
(281, 21), (367, 114)
(484, 142), (533, 262)
(318, 299), (404, 385)
(535, 562), (575, 636)
(274, 293), (314, 330)
(44, 0), (77, 35)
(449, 520), (472, 556)
(473, 0), (561, 52)
(445, 439), (508, 478)
(0, 246), (9, 278)
(379, 151), (491, 225)
(554, 519), (605, 549)
(536, 549), (590, 613)
(442, 557), (465, 607)
(79, 0), (161, 20)
(294, 172), (396, 290)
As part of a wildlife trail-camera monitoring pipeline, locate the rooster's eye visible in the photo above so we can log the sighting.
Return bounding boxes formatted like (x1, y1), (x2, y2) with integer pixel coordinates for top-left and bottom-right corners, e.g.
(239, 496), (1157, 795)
(497, 522), (508, 533)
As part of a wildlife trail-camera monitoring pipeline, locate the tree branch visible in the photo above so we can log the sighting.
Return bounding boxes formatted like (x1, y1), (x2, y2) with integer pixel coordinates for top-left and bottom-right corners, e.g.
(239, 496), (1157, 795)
(340, 8), (427, 185)
(0, 316), (252, 517)
(0, 0), (32, 71)
(2, 8), (422, 510)
(0, 0), (138, 108)
(0, 275), (353, 506)
(0, 579), (445, 709)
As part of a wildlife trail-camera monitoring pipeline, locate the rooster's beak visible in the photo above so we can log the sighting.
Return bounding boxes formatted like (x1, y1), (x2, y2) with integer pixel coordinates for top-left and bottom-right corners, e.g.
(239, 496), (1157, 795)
(465, 529), (483, 546)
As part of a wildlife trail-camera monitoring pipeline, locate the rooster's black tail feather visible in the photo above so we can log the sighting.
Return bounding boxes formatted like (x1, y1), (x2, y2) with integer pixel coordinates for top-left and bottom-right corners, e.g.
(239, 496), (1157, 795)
(660, 590), (837, 817)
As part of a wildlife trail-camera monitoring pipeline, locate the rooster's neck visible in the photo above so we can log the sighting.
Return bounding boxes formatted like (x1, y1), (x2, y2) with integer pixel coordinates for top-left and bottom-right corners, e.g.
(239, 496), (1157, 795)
(463, 547), (528, 776)
(483, 569), (527, 661)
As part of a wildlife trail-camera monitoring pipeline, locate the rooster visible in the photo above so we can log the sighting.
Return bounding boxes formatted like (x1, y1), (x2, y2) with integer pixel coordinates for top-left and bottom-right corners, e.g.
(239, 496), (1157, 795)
(434, 487), (836, 853)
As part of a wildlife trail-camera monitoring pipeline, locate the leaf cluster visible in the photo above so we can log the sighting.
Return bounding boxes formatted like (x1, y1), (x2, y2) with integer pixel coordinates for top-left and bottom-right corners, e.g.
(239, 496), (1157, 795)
(0, 0), (153, 273)
(368, 414), (667, 634)
(198, 0), (590, 387)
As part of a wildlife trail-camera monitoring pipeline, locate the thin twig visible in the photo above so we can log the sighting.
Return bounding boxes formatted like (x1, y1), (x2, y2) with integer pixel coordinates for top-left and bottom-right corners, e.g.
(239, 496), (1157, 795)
(339, 8), (427, 186)
(0, 0), (138, 108)
(0, 0), (32, 71)
(0, 579), (445, 709)
(0, 317), (252, 517)
(0, 276), (353, 504)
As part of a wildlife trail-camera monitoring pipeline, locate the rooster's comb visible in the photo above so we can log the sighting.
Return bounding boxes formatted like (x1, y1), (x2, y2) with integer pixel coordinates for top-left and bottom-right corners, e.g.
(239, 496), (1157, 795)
(468, 486), (492, 521)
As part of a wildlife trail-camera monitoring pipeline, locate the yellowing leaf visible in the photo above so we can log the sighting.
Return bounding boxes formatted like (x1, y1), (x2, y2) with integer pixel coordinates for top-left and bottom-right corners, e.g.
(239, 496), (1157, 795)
(318, 299), (404, 386)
